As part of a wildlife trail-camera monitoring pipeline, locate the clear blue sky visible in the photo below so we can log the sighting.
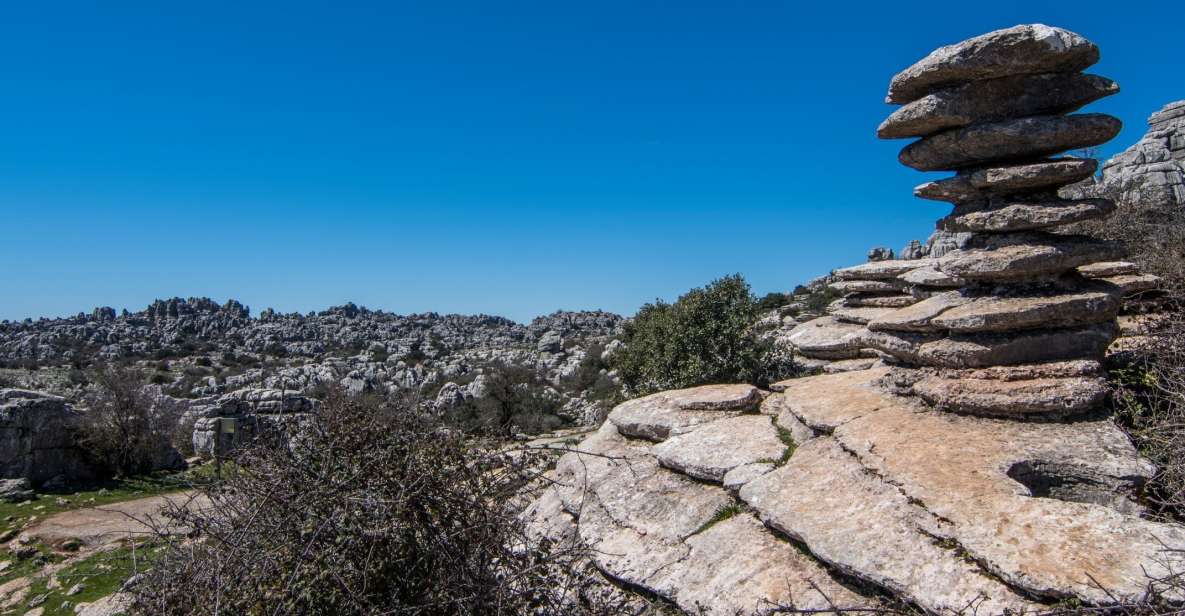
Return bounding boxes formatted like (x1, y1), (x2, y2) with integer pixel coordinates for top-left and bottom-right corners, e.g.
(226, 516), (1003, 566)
(1, 1), (1178, 322)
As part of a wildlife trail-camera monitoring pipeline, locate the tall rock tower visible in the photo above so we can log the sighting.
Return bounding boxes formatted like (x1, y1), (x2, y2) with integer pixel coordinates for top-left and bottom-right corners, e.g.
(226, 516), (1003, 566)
(867, 24), (1127, 417)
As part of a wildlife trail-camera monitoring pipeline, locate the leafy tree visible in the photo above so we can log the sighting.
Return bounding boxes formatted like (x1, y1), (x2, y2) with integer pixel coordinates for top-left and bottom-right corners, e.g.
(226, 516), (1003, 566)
(613, 274), (792, 395)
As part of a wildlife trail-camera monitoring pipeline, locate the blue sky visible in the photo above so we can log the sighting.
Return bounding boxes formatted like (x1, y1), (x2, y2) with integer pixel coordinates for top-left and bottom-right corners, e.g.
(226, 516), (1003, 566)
(1, 1), (1178, 322)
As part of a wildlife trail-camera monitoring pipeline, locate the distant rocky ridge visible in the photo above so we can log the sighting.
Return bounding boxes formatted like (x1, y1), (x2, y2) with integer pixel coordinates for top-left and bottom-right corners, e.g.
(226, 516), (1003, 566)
(0, 298), (624, 426)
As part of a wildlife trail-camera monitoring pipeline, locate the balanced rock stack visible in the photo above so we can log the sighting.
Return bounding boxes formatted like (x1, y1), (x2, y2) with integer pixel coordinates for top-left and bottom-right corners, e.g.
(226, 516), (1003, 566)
(866, 24), (1127, 417)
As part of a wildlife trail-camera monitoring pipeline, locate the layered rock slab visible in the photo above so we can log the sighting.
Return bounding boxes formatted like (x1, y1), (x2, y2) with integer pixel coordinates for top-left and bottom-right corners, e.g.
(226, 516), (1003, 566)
(653, 415), (786, 483)
(773, 369), (1181, 604)
(542, 414), (873, 614)
(880, 72), (1117, 138)
(606, 384), (761, 440)
(740, 438), (1039, 614)
(886, 24), (1100, 104)
(899, 114), (1121, 171)
(784, 316), (867, 360)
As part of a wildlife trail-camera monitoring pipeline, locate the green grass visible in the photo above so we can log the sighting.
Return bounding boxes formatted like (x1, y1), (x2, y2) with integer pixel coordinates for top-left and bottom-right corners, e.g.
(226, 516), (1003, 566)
(0, 542), (63, 586)
(690, 503), (746, 536)
(19, 541), (159, 615)
(773, 420), (797, 466)
(0, 465), (226, 547)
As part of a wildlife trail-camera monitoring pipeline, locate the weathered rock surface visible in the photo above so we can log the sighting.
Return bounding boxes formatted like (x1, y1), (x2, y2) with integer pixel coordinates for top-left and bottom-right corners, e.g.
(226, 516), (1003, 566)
(900, 114), (1122, 171)
(1078, 260), (1139, 278)
(913, 373), (1107, 416)
(606, 384), (760, 441)
(843, 294), (917, 308)
(938, 197), (1116, 232)
(886, 24), (1099, 104)
(653, 415), (786, 482)
(968, 158), (1098, 193)
(880, 72), (1117, 138)
(785, 317), (867, 359)
(0, 390), (98, 487)
(928, 287), (1121, 333)
(776, 370), (1181, 603)
(829, 306), (898, 325)
(741, 438), (1039, 614)
(899, 266), (963, 288)
(833, 260), (921, 280)
(937, 233), (1125, 281)
(828, 279), (906, 294)
(539, 420), (875, 615)
(862, 322), (1116, 368)
(1063, 100), (1185, 208)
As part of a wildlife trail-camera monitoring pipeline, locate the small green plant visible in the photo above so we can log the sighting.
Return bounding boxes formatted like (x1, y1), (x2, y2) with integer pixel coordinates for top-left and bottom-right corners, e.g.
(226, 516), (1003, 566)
(691, 503), (746, 536)
(612, 274), (795, 396)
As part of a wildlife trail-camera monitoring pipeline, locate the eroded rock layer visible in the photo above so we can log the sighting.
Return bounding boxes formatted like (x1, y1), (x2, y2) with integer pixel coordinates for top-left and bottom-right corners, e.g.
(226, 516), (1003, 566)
(876, 24), (1124, 417)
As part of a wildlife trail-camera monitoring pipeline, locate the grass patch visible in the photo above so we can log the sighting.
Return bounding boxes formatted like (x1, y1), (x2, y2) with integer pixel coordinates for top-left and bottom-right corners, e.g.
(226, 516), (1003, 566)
(773, 421), (797, 466)
(690, 502), (745, 536)
(20, 540), (159, 615)
(0, 467), (220, 543)
(0, 541), (63, 586)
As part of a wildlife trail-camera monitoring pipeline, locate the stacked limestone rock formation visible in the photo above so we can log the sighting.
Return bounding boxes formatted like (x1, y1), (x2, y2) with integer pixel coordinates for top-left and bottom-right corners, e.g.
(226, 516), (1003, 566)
(865, 24), (1129, 417)
(524, 26), (1185, 614)
(1065, 100), (1185, 207)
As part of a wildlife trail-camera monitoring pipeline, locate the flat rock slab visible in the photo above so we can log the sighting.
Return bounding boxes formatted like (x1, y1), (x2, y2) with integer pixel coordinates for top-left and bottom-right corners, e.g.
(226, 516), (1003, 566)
(886, 24), (1099, 104)
(968, 158), (1098, 193)
(938, 232), (1125, 281)
(544, 417), (871, 615)
(606, 384), (762, 441)
(829, 279), (907, 294)
(880, 72), (1117, 139)
(673, 514), (873, 615)
(863, 322), (1116, 368)
(844, 294), (918, 308)
(868, 291), (971, 333)
(785, 316), (868, 360)
(1078, 261), (1138, 278)
(829, 305), (898, 325)
(833, 260), (922, 280)
(654, 415), (787, 483)
(929, 287), (1120, 333)
(913, 374), (1108, 416)
(899, 114), (1122, 171)
(741, 438), (1039, 614)
(822, 393), (1183, 604)
(1103, 273), (1162, 295)
(914, 176), (982, 204)
(939, 197), (1116, 232)
(900, 266), (964, 288)
(772, 367), (894, 432)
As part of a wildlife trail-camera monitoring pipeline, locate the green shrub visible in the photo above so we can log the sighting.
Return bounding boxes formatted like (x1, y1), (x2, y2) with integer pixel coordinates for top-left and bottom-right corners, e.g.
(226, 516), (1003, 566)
(612, 274), (794, 395)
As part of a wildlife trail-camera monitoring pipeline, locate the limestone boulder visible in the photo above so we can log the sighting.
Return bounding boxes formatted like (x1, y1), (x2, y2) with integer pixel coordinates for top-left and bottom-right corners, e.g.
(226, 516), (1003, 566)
(654, 415), (786, 482)
(937, 232), (1125, 281)
(880, 72), (1117, 138)
(1078, 260), (1138, 277)
(832, 260), (921, 280)
(886, 24), (1099, 104)
(968, 158), (1098, 192)
(863, 322), (1116, 368)
(900, 266), (964, 288)
(928, 287), (1121, 333)
(785, 316), (867, 359)
(938, 197), (1116, 232)
(843, 294), (917, 308)
(606, 384), (761, 441)
(913, 374), (1108, 416)
(900, 114), (1122, 171)
(0, 389), (98, 487)
(828, 279), (907, 294)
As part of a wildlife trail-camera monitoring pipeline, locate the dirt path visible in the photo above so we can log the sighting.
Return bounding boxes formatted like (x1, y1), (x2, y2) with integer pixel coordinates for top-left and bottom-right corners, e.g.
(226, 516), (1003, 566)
(23, 491), (210, 549)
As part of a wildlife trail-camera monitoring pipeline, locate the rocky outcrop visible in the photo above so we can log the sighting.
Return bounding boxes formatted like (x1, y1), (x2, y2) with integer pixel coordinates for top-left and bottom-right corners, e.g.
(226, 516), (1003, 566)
(0, 389), (98, 487)
(872, 23), (1124, 417)
(525, 25), (1185, 613)
(189, 388), (319, 458)
(1064, 100), (1185, 208)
